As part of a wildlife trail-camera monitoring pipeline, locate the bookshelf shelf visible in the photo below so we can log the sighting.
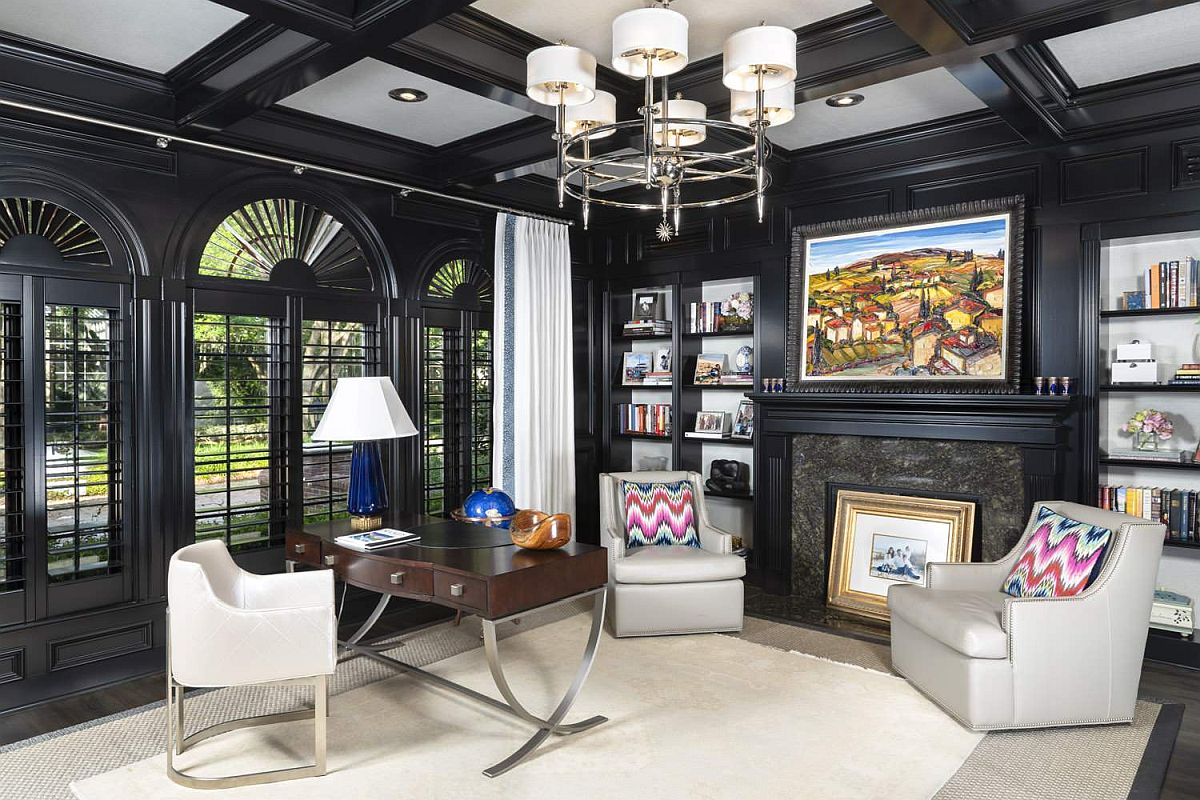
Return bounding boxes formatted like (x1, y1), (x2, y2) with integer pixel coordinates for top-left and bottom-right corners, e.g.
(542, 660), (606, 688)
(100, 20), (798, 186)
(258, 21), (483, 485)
(1100, 384), (1200, 392)
(1099, 457), (1199, 471)
(613, 432), (672, 441)
(683, 435), (754, 447)
(706, 488), (753, 501)
(1100, 306), (1200, 319)
(683, 383), (754, 391)
(682, 329), (754, 338)
(1166, 539), (1200, 550)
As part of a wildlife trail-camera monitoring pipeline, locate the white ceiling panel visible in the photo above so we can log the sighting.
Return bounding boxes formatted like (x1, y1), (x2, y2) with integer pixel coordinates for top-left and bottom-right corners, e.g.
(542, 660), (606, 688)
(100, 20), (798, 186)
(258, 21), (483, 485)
(277, 59), (532, 147)
(473, 0), (867, 65)
(1044, 5), (1200, 88)
(768, 68), (986, 151)
(0, 0), (245, 73)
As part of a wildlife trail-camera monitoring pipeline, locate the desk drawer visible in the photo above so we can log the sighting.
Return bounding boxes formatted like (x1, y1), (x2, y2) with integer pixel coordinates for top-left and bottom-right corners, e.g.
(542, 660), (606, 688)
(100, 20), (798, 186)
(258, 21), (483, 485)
(434, 572), (487, 613)
(285, 533), (321, 567)
(333, 552), (433, 596)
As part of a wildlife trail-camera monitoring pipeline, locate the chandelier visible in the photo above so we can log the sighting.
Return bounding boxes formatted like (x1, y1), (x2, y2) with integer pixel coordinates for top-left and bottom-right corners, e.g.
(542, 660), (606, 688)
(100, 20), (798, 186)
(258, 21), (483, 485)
(525, 1), (797, 239)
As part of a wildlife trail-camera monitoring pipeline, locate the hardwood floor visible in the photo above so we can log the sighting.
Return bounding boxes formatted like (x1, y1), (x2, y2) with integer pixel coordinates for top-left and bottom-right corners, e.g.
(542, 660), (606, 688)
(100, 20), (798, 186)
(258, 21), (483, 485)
(0, 614), (1193, 799)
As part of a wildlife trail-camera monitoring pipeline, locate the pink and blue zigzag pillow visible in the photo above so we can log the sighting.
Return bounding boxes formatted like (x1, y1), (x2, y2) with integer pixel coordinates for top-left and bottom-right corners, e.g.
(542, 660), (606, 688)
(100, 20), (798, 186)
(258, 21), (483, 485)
(1002, 506), (1113, 598)
(622, 480), (700, 548)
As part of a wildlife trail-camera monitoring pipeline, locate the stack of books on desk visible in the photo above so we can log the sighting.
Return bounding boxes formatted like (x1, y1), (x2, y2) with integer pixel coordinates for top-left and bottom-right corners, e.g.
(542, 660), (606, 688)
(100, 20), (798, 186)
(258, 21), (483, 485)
(1169, 364), (1200, 386)
(623, 319), (672, 337)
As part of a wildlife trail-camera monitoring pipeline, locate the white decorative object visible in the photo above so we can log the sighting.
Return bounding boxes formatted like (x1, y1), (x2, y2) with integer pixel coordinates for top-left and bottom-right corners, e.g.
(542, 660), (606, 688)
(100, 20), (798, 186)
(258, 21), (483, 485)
(1111, 360), (1158, 383)
(1150, 588), (1194, 636)
(493, 213), (577, 520)
(312, 376), (417, 442)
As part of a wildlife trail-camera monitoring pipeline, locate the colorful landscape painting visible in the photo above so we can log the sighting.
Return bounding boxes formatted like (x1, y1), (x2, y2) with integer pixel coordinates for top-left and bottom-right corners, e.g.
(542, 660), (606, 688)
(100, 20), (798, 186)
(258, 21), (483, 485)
(800, 213), (1011, 382)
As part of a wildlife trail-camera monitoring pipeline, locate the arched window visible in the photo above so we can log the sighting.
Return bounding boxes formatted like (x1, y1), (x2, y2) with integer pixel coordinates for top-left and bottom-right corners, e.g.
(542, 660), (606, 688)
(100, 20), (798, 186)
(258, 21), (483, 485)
(0, 189), (132, 624)
(421, 256), (492, 516)
(190, 195), (382, 552)
(198, 198), (373, 290)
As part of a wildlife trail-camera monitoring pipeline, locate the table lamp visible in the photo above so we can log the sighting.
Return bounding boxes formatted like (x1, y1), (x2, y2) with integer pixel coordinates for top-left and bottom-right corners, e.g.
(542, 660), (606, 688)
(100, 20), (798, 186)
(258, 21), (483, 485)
(312, 376), (418, 530)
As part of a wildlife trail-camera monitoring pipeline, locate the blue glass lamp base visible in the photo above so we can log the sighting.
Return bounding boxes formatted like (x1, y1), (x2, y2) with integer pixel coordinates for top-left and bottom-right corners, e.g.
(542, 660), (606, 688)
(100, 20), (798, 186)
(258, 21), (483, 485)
(347, 440), (388, 523)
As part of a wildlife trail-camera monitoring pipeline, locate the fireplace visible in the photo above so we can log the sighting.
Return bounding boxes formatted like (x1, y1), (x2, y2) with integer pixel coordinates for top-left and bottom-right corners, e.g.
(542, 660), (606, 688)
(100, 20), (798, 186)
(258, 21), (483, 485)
(750, 393), (1073, 597)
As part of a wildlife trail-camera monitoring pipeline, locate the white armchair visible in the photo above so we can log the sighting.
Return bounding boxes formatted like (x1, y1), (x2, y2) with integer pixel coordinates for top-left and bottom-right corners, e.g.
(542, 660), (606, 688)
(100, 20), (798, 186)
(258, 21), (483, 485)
(599, 471), (745, 637)
(166, 540), (336, 789)
(888, 501), (1164, 731)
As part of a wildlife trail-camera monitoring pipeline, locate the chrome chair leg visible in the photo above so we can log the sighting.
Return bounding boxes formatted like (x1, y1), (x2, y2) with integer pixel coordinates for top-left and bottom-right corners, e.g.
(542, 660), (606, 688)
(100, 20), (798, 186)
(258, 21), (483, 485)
(165, 673), (330, 790)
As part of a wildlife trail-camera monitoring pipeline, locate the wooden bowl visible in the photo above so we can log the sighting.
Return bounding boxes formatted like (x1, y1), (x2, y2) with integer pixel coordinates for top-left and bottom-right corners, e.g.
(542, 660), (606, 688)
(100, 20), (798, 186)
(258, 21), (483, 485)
(509, 510), (572, 550)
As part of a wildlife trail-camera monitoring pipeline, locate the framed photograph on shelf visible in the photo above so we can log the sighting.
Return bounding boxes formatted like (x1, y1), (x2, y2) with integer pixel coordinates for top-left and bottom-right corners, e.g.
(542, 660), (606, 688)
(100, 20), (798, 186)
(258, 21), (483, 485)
(690, 410), (731, 437)
(787, 196), (1024, 394)
(731, 400), (754, 440)
(694, 353), (726, 385)
(633, 292), (665, 320)
(622, 352), (651, 385)
(827, 489), (975, 621)
(654, 347), (672, 372)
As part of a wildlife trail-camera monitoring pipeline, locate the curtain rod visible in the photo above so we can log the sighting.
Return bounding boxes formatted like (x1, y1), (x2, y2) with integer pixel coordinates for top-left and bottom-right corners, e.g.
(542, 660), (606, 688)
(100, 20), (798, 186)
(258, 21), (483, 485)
(0, 97), (573, 226)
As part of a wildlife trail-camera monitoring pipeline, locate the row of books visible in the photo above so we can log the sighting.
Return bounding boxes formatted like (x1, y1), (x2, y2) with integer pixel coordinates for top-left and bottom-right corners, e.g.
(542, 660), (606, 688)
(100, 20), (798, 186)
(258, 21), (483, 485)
(1169, 363), (1200, 386)
(1098, 485), (1200, 542)
(1127, 257), (1200, 309)
(616, 403), (671, 437)
(623, 319), (672, 337)
(686, 301), (751, 334)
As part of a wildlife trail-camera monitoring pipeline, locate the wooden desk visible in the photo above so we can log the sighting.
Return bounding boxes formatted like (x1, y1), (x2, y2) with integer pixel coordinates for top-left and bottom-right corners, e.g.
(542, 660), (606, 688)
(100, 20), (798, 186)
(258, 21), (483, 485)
(285, 513), (609, 777)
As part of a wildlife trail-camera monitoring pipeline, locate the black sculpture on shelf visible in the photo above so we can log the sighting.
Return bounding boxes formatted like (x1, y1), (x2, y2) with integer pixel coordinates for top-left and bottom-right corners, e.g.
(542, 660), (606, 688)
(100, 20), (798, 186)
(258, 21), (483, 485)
(706, 460), (750, 496)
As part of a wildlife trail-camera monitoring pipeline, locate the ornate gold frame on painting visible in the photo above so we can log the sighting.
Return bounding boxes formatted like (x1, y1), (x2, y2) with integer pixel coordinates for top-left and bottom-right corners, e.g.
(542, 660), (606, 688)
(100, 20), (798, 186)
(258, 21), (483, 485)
(827, 490), (975, 621)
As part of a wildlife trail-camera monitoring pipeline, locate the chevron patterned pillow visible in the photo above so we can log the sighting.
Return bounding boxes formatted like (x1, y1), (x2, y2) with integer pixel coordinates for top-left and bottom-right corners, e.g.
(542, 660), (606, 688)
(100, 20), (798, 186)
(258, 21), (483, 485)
(621, 480), (701, 548)
(1001, 506), (1113, 598)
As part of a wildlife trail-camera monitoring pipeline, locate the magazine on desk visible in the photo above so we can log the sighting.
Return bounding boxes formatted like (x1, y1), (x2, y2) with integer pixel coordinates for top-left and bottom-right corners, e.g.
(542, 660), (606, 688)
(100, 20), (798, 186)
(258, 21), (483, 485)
(335, 528), (421, 551)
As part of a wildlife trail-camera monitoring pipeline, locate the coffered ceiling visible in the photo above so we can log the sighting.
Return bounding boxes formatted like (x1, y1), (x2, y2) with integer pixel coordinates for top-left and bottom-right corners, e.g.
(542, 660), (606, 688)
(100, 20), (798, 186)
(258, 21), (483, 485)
(1043, 4), (1200, 87)
(0, 0), (1197, 214)
(277, 58), (531, 147)
(0, 0), (245, 73)
(771, 68), (986, 151)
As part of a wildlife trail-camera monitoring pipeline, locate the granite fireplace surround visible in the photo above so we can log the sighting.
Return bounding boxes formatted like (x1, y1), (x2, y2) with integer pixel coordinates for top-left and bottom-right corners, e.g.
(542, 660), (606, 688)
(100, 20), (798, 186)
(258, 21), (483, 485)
(789, 435), (1025, 603)
(749, 393), (1073, 599)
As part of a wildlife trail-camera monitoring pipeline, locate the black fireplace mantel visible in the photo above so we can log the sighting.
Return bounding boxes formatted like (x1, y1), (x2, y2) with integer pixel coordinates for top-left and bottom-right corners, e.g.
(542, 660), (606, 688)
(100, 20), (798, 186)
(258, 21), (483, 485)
(749, 393), (1074, 594)
(749, 392), (1072, 445)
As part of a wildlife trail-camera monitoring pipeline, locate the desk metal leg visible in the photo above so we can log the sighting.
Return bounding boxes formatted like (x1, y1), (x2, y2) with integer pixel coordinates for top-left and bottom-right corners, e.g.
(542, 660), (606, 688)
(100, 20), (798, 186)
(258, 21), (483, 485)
(480, 589), (608, 777)
(338, 587), (607, 777)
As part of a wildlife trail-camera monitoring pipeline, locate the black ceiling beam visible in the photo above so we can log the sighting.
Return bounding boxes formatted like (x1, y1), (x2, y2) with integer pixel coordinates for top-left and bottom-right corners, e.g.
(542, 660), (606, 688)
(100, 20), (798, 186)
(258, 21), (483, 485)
(870, 0), (1066, 146)
(176, 0), (475, 133)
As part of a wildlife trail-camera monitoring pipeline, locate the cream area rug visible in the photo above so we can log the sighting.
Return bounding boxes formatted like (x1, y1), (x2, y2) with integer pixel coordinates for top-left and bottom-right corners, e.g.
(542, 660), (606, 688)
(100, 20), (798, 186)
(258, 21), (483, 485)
(71, 613), (981, 800)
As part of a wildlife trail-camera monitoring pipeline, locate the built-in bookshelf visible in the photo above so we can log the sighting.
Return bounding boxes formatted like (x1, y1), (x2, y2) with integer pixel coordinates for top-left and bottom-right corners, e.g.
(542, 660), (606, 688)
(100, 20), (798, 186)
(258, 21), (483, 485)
(1090, 219), (1200, 666)
(603, 271), (759, 552)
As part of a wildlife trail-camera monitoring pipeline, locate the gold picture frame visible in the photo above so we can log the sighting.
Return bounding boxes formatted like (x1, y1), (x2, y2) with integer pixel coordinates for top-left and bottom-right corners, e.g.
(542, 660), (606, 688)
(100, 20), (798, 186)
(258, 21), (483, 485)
(827, 490), (975, 622)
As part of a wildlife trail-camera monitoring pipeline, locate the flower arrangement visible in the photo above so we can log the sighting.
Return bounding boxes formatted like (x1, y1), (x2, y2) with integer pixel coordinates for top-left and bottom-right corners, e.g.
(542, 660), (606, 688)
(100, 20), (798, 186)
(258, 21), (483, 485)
(1124, 409), (1174, 451)
(720, 291), (754, 332)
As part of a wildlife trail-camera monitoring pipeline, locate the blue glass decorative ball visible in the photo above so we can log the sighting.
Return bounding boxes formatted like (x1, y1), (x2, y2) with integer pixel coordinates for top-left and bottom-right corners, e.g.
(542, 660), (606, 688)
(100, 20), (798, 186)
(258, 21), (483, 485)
(463, 487), (516, 528)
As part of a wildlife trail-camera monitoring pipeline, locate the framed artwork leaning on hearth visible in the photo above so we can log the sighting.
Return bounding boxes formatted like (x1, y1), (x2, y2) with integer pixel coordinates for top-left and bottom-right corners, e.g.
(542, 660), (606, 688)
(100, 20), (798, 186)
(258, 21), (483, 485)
(786, 196), (1025, 394)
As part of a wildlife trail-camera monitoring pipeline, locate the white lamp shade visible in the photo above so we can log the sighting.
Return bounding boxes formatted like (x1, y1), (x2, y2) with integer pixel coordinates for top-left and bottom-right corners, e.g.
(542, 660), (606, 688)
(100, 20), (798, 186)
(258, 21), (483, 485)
(729, 82), (795, 127)
(565, 90), (617, 139)
(611, 7), (688, 78)
(526, 45), (596, 106)
(722, 25), (797, 91)
(312, 377), (418, 442)
(652, 98), (707, 146)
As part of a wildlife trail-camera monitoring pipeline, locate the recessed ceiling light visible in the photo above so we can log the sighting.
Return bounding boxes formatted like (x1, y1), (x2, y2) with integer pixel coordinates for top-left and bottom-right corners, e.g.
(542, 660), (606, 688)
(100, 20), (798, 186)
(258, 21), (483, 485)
(826, 93), (864, 108)
(389, 87), (428, 103)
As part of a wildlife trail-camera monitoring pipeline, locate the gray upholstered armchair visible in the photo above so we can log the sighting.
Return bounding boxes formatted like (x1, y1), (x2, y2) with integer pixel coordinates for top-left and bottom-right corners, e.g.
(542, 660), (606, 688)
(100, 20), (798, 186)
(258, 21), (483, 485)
(888, 500), (1164, 731)
(599, 471), (745, 637)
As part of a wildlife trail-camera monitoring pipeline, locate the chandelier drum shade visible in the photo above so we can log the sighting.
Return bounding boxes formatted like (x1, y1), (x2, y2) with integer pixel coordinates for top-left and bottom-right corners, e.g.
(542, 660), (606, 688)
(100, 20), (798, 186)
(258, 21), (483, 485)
(525, 1), (797, 238)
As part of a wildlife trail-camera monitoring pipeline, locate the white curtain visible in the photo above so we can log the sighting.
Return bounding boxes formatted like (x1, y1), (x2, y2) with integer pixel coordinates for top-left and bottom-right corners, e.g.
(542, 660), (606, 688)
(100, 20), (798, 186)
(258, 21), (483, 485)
(493, 213), (576, 519)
